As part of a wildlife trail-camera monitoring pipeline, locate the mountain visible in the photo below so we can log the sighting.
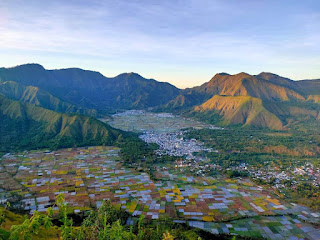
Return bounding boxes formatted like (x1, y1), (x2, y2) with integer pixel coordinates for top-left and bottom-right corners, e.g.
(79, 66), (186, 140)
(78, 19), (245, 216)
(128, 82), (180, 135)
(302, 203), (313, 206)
(0, 95), (124, 152)
(0, 80), (97, 116)
(167, 72), (320, 129)
(1, 64), (319, 130)
(192, 95), (283, 130)
(169, 72), (306, 107)
(256, 72), (320, 96)
(0, 64), (181, 112)
(295, 79), (320, 96)
(162, 91), (206, 110)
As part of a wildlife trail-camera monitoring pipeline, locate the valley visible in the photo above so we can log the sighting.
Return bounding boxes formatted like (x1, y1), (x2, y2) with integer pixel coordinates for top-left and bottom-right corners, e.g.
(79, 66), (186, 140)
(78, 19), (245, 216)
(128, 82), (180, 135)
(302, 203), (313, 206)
(1, 110), (319, 239)
(107, 110), (219, 160)
(0, 64), (319, 239)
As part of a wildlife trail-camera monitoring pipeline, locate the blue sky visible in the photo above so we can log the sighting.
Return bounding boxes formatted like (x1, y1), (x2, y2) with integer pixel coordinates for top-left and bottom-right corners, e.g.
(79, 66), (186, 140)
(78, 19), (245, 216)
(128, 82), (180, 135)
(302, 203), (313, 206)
(0, 0), (319, 88)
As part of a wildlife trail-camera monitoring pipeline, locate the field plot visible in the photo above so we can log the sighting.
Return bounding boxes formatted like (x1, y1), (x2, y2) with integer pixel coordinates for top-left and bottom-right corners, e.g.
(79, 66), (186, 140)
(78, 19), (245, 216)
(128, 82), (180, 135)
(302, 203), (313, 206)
(107, 110), (218, 133)
(188, 215), (320, 239)
(1, 146), (320, 239)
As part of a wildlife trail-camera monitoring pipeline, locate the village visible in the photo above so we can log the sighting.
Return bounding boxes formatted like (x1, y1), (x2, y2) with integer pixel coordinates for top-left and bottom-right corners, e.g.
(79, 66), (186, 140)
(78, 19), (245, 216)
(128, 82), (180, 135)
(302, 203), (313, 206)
(139, 130), (214, 160)
(171, 158), (320, 193)
(243, 162), (320, 190)
(109, 110), (220, 161)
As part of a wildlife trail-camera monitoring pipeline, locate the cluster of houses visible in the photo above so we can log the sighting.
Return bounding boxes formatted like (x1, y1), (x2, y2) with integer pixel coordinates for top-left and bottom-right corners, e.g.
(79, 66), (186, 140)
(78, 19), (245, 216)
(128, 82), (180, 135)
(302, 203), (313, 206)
(139, 131), (213, 160)
(235, 162), (320, 190)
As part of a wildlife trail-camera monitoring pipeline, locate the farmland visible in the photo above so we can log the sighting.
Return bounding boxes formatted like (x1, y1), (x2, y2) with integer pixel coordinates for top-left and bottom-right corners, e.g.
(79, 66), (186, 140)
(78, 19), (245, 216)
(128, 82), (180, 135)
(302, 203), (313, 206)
(1, 146), (319, 239)
(107, 110), (219, 133)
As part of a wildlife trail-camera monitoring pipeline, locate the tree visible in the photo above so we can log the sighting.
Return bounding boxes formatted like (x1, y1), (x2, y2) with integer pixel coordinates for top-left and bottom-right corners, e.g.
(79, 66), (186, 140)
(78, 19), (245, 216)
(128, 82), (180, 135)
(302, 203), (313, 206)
(76, 200), (131, 240)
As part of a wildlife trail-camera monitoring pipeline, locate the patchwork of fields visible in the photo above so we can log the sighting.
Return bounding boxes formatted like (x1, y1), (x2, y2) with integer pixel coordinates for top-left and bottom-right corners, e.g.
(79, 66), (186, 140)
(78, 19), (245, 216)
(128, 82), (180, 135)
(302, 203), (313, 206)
(0, 146), (319, 239)
(108, 110), (218, 133)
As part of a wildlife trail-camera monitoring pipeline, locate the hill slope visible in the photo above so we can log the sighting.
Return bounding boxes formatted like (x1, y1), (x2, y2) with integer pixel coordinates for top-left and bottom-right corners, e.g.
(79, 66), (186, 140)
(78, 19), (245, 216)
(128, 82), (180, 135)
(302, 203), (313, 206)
(0, 80), (97, 116)
(0, 64), (181, 112)
(0, 95), (124, 152)
(307, 95), (320, 103)
(192, 95), (283, 130)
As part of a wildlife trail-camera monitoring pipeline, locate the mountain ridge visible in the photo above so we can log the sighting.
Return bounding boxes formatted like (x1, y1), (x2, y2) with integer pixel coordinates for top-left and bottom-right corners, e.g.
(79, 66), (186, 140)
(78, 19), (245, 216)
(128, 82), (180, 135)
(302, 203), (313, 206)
(1, 63), (319, 130)
(164, 71), (319, 129)
(0, 64), (181, 112)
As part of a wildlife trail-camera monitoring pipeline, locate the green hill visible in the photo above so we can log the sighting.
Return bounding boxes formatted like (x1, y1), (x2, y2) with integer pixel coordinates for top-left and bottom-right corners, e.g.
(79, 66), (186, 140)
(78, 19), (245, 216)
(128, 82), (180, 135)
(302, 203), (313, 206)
(0, 81), (97, 116)
(0, 95), (124, 152)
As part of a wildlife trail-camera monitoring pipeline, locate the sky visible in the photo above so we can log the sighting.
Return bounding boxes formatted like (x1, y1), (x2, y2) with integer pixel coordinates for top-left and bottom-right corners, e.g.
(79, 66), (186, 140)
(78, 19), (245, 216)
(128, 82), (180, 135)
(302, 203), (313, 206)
(0, 0), (319, 88)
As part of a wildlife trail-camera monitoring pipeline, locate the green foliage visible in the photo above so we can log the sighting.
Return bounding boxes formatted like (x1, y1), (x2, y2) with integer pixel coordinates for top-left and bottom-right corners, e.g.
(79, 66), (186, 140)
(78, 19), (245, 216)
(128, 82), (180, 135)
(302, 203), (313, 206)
(0, 202), (11, 226)
(2, 194), (253, 240)
(226, 170), (248, 178)
(102, 220), (135, 240)
(0, 228), (10, 239)
(9, 208), (52, 240)
(76, 200), (130, 240)
(56, 194), (73, 240)
(185, 128), (319, 167)
(117, 134), (157, 165)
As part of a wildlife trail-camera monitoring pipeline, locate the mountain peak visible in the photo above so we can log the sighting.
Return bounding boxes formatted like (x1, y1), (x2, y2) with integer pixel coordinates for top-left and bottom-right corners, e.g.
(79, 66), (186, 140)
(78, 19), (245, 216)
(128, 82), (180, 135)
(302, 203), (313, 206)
(234, 72), (251, 78)
(116, 72), (143, 79)
(211, 72), (250, 80)
(211, 72), (230, 80)
(257, 72), (294, 86)
(257, 72), (280, 78)
(12, 63), (45, 70)
(217, 72), (230, 76)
